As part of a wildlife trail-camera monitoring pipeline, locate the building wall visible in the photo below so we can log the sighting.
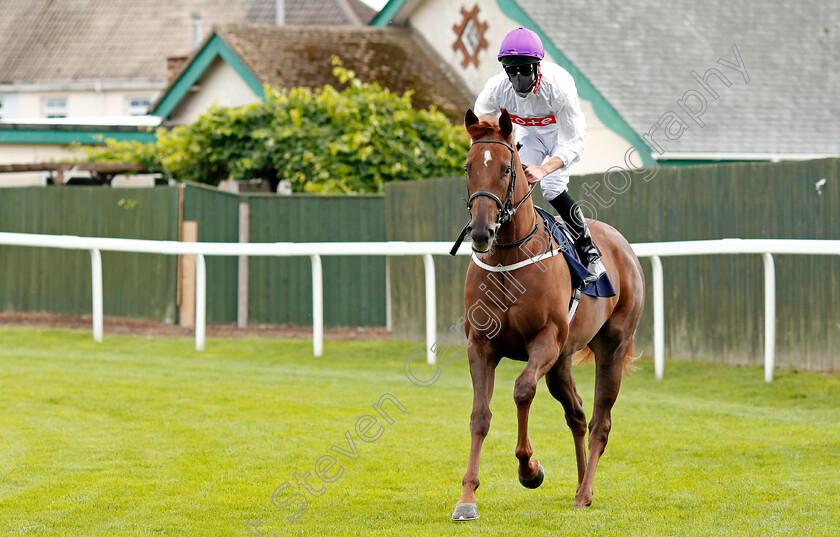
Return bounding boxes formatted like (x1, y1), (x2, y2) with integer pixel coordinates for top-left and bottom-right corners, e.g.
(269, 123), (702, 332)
(0, 82), (162, 186)
(0, 144), (89, 186)
(169, 58), (260, 125)
(406, 0), (632, 175)
(11, 89), (159, 119)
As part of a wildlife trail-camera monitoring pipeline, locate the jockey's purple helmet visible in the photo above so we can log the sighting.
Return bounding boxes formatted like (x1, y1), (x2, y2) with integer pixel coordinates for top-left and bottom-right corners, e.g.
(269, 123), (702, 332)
(497, 27), (544, 66)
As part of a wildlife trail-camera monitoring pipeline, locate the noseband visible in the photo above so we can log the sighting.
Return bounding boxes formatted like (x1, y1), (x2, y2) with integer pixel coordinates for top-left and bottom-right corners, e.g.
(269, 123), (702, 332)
(449, 139), (537, 255)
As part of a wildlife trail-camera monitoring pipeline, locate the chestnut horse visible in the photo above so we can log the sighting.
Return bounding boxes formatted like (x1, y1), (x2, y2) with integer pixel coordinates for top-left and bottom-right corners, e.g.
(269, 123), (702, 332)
(451, 110), (645, 521)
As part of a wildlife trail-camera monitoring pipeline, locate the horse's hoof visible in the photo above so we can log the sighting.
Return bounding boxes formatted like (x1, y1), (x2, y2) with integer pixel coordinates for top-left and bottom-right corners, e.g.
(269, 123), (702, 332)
(573, 494), (593, 509)
(518, 464), (545, 489)
(451, 503), (479, 521)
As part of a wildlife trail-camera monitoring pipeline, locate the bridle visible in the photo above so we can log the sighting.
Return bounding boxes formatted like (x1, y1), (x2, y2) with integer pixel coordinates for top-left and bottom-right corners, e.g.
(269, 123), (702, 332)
(449, 138), (537, 255)
(467, 139), (520, 226)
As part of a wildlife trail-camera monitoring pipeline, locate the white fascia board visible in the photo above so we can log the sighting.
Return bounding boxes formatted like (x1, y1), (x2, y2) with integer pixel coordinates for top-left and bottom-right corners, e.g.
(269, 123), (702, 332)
(657, 152), (839, 162)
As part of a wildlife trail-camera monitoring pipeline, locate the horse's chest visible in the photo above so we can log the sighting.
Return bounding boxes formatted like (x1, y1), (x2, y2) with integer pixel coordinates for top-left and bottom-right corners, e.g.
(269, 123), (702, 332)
(465, 268), (565, 352)
(466, 296), (553, 352)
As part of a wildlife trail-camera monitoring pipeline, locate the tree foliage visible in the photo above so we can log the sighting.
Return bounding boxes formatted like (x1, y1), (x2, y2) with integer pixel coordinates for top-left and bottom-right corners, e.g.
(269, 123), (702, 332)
(87, 58), (470, 193)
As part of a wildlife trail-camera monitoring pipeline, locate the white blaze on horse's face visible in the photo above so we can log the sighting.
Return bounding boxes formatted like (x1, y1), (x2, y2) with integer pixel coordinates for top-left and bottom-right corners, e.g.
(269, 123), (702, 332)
(484, 150), (492, 167)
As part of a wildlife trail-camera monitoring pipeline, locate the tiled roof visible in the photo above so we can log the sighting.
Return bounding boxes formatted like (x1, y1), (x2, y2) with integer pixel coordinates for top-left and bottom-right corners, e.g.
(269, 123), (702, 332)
(287, 0), (376, 25)
(516, 0), (840, 156)
(0, 0), (372, 85)
(212, 24), (473, 121)
(346, 0), (378, 25)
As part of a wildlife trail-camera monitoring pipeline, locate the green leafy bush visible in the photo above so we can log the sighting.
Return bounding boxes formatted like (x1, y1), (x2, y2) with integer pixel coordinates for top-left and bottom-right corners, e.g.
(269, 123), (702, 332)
(87, 59), (470, 193)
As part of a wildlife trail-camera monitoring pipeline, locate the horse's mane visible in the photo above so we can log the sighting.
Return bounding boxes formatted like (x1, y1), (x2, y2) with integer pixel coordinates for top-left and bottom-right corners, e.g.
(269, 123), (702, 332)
(466, 117), (507, 142)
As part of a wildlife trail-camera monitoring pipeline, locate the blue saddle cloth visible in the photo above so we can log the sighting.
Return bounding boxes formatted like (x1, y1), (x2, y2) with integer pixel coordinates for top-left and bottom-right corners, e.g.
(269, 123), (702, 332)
(533, 206), (616, 298)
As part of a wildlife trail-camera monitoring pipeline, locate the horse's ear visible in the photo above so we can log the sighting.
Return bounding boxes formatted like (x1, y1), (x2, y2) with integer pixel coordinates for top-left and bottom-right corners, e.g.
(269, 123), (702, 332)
(465, 109), (479, 128)
(499, 109), (513, 139)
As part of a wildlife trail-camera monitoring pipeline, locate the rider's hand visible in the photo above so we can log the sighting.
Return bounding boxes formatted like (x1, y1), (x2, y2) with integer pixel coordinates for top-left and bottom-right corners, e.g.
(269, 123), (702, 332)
(523, 163), (547, 184)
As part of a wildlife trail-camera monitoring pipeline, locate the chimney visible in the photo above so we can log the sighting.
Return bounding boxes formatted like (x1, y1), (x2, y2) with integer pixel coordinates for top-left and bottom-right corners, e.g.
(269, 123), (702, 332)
(276, 0), (285, 25)
(167, 56), (190, 84)
(191, 11), (203, 48)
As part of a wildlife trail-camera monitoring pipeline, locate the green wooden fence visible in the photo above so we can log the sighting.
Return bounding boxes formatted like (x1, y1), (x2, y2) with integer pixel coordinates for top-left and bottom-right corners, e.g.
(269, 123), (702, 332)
(386, 158), (840, 371)
(181, 185), (387, 327)
(181, 184), (241, 324)
(248, 194), (386, 327)
(0, 186), (180, 321)
(0, 185), (386, 328)
(2, 157), (838, 371)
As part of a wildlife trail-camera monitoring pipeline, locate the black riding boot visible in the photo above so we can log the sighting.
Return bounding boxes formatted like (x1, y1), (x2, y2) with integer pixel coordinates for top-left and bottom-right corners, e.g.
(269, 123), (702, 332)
(549, 191), (606, 285)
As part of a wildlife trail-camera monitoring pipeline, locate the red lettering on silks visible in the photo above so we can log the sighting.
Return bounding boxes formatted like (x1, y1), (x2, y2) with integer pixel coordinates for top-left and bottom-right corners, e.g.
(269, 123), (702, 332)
(508, 113), (556, 127)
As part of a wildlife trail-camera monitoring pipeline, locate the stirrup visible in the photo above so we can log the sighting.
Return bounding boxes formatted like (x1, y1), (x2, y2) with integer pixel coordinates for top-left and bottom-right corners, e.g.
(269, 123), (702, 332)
(583, 258), (606, 285)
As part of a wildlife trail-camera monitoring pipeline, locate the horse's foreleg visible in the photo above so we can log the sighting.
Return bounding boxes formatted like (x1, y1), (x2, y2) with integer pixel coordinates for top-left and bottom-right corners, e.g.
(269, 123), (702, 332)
(453, 345), (498, 521)
(575, 339), (630, 508)
(514, 329), (561, 487)
(544, 356), (588, 491)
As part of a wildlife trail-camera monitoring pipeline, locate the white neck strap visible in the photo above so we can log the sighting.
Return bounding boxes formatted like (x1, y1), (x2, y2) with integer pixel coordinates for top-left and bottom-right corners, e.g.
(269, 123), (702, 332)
(471, 247), (564, 273)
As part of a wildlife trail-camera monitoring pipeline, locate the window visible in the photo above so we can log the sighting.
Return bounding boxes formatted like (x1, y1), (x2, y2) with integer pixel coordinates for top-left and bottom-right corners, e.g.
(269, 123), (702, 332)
(126, 96), (152, 116)
(0, 97), (4, 120)
(42, 97), (68, 119)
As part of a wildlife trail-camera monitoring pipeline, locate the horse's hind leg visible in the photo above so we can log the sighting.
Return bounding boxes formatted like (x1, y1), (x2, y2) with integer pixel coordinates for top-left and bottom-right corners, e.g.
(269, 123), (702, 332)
(514, 328), (562, 487)
(574, 336), (631, 508)
(544, 355), (588, 491)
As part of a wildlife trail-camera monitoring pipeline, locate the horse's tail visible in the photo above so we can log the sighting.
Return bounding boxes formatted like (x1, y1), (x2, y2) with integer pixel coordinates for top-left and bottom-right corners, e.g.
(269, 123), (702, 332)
(573, 336), (641, 374)
(623, 340), (641, 373)
(572, 347), (594, 366)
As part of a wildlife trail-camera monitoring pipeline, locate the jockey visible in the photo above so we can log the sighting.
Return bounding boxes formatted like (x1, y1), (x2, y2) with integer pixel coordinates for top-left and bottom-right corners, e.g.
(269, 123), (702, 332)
(474, 27), (606, 284)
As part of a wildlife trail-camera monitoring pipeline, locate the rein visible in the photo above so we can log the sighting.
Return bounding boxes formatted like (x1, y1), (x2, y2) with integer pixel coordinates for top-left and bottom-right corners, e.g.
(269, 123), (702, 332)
(449, 139), (537, 256)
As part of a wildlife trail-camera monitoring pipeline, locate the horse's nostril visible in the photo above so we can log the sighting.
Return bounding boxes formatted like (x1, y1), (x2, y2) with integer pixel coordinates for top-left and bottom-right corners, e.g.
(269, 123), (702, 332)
(488, 227), (495, 238)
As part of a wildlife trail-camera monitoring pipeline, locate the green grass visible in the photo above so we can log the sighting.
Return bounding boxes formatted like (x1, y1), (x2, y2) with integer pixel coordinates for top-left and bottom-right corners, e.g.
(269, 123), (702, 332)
(1, 327), (839, 536)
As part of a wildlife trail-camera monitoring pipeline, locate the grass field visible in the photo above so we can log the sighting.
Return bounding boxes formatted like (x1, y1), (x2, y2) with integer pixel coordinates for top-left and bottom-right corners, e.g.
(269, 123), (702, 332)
(1, 327), (839, 536)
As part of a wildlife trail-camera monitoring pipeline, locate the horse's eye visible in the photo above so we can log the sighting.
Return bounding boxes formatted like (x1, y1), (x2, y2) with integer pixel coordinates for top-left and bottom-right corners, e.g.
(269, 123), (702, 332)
(505, 167), (511, 176)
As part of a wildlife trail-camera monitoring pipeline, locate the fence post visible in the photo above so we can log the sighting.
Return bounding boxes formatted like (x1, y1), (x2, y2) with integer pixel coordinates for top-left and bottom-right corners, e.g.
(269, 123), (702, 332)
(311, 254), (323, 357)
(762, 253), (776, 382)
(195, 254), (206, 352)
(89, 248), (103, 343)
(385, 257), (392, 333)
(422, 254), (436, 365)
(651, 256), (664, 380)
(237, 201), (250, 328)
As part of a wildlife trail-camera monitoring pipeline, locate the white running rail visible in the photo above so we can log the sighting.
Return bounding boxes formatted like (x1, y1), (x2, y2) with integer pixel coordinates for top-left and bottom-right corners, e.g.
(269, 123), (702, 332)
(1, 232), (838, 381)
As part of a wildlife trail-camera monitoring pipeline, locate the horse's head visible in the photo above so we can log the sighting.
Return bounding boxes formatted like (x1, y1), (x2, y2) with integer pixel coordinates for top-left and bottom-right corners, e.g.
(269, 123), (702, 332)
(464, 109), (520, 253)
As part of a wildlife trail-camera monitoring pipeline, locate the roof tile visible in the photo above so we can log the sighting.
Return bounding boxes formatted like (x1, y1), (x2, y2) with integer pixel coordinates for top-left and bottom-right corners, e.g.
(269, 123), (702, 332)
(211, 24), (473, 121)
(0, 0), (370, 85)
(517, 0), (840, 155)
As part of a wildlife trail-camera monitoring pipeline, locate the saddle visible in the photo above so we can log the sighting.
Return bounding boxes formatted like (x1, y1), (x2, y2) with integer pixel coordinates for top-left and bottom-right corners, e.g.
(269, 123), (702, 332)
(533, 206), (616, 299)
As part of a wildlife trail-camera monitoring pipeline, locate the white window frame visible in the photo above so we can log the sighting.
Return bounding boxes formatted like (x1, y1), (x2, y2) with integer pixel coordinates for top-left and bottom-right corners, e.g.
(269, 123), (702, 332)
(126, 96), (152, 116)
(42, 96), (68, 119)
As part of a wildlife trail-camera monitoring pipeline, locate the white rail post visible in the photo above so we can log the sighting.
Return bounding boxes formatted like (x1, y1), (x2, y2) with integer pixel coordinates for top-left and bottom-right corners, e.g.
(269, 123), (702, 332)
(385, 257), (392, 333)
(311, 254), (323, 357)
(195, 254), (206, 352)
(422, 254), (436, 365)
(651, 256), (665, 380)
(762, 253), (776, 382)
(89, 249), (103, 343)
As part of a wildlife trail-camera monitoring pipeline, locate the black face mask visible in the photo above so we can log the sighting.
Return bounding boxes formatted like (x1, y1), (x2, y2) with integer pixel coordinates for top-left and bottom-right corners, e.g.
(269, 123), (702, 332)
(509, 73), (536, 93)
(505, 63), (537, 93)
